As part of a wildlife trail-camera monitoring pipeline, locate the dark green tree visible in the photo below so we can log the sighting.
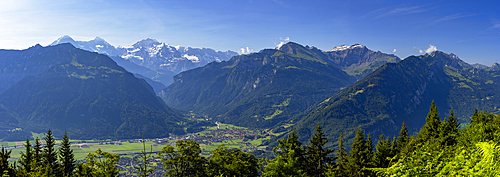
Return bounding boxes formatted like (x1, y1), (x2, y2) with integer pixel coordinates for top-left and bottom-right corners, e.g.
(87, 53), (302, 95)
(34, 137), (42, 165)
(418, 101), (441, 143)
(373, 134), (396, 168)
(262, 130), (308, 176)
(347, 128), (374, 177)
(43, 129), (59, 175)
(396, 122), (409, 151)
(59, 131), (75, 176)
(17, 138), (33, 175)
(306, 124), (334, 177)
(206, 144), (260, 177)
(0, 146), (14, 176)
(439, 109), (459, 146)
(158, 140), (206, 177)
(331, 132), (348, 177)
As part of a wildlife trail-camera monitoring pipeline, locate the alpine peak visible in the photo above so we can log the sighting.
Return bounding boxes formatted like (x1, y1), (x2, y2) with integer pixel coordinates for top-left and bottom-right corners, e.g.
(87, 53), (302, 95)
(329, 44), (365, 52)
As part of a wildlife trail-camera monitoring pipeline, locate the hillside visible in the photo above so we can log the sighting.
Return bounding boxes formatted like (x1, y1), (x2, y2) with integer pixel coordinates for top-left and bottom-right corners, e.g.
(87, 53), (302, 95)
(0, 44), (184, 140)
(290, 51), (500, 147)
(160, 42), (356, 128)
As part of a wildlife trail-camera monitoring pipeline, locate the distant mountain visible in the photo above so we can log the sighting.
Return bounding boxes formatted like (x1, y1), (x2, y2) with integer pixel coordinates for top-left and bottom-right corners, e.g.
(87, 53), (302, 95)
(290, 51), (500, 148)
(0, 44), (184, 140)
(323, 44), (400, 79)
(159, 42), (356, 128)
(49, 36), (239, 82)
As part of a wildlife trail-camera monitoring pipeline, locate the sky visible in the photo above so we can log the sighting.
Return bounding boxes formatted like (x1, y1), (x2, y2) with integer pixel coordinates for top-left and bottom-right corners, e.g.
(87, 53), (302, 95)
(1, 0), (499, 66)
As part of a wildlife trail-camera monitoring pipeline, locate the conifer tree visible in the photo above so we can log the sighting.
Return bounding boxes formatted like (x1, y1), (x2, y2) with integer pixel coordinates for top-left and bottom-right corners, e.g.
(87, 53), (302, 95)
(397, 122), (408, 149)
(347, 128), (374, 177)
(332, 132), (348, 177)
(373, 135), (395, 168)
(0, 146), (13, 176)
(34, 137), (42, 165)
(18, 138), (33, 173)
(439, 109), (459, 146)
(43, 129), (59, 175)
(59, 131), (75, 176)
(418, 101), (441, 143)
(306, 124), (334, 177)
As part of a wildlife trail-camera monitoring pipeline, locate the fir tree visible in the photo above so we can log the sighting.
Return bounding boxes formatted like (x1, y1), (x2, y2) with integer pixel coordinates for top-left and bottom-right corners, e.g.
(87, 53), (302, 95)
(332, 132), (348, 177)
(347, 128), (374, 177)
(43, 129), (59, 175)
(18, 138), (33, 173)
(439, 109), (459, 146)
(418, 101), (441, 143)
(34, 137), (42, 165)
(59, 131), (75, 176)
(0, 146), (13, 176)
(373, 135), (395, 168)
(306, 124), (334, 177)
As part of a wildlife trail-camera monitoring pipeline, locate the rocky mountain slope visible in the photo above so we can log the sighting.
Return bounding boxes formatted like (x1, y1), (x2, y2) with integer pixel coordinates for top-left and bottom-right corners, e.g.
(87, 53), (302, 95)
(0, 44), (184, 140)
(160, 42), (357, 128)
(289, 51), (500, 147)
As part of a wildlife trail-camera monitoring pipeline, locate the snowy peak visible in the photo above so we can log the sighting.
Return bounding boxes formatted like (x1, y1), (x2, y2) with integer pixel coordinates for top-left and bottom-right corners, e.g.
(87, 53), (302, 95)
(133, 38), (161, 48)
(48, 35), (238, 73)
(329, 44), (366, 52)
(50, 35), (76, 46)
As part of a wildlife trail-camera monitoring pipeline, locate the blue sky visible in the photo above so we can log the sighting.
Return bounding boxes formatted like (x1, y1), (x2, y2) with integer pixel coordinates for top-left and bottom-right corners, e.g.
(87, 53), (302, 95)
(1, 0), (499, 65)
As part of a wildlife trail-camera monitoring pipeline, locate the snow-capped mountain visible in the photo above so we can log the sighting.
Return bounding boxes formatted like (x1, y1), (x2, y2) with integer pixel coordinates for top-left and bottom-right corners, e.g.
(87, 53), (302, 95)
(49, 36), (238, 73)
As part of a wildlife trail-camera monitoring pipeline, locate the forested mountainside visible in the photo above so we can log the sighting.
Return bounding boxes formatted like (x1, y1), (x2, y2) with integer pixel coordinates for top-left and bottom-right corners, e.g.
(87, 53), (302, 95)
(288, 51), (500, 147)
(160, 42), (357, 128)
(0, 44), (184, 140)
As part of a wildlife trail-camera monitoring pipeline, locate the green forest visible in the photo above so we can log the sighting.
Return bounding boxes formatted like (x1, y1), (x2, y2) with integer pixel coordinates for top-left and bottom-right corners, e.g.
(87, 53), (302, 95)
(1, 101), (500, 176)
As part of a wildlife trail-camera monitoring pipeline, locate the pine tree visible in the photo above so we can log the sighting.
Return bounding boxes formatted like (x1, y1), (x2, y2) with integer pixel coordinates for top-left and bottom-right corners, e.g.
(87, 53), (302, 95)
(439, 109), (459, 146)
(59, 131), (75, 176)
(132, 136), (155, 177)
(18, 138), (33, 173)
(347, 128), (374, 177)
(34, 137), (42, 165)
(43, 129), (59, 175)
(332, 132), (348, 177)
(397, 122), (408, 149)
(373, 135), (395, 168)
(418, 101), (441, 143)
(0, 146), (13, 176)
(306, 124), (334, 177)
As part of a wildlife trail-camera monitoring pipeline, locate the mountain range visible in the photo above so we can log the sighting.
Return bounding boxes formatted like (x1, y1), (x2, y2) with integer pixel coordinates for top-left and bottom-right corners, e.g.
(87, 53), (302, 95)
(288, 51), (500, 147)
(49, 35), (239, 88)
(159, 42), (400, 129)
(0, 44), (183, 140)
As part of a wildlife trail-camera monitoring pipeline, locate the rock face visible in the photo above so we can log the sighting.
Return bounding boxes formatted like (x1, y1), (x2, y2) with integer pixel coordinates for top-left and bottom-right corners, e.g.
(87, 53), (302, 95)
(160, 42), (357, 128)
(323, 44), (400, 79)
(0, 44), (183, 140)
(292, 51), (500, 148)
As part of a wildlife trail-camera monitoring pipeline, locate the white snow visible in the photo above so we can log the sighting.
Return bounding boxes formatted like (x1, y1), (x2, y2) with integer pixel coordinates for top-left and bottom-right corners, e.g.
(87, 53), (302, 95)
(96, 45), (103, 48)
(329, 44), (364, 52)
(183, 54), (200, 63)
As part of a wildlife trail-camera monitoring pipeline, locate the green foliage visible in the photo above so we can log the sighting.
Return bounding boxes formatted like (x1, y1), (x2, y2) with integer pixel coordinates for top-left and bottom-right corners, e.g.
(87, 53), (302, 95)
(306, 124), (334, 176)
(59, 131), (76, 176)
(0, 147), (13, 176)
(262, 131), (308, 177)
(347, 128), (374, 177)
(158, 140), (206, 177)
(18, 138), (33, 174)
(132, 136), (155, 177)
(206, 144), (260, 177)
(43, 129), (59, 175)
(76, 148), (120, 177)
